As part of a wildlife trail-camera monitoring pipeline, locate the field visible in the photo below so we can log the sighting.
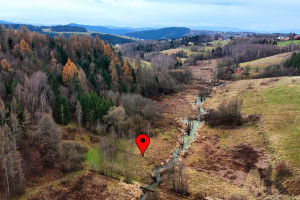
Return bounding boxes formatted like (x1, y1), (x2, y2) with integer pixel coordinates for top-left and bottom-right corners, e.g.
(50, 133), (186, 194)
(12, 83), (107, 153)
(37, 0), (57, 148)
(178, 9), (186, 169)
(184, 77), (300, 198)
(240, 52), (293, 75)
(17, 171), (143, 200)
(126, 58), (151, 68)
(161, 40), (229, 61)
(277, 40), (300, 46)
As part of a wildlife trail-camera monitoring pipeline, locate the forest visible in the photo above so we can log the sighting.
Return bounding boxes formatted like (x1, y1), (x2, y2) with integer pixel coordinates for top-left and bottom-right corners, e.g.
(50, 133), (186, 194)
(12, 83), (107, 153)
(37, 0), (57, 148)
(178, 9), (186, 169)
(0, 23), (198, 198)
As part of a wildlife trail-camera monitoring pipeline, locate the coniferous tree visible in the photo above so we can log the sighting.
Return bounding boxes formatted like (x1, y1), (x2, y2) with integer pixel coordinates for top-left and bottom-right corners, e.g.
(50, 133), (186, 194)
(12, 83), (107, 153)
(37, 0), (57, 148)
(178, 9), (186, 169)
(53, 96), (70, 125)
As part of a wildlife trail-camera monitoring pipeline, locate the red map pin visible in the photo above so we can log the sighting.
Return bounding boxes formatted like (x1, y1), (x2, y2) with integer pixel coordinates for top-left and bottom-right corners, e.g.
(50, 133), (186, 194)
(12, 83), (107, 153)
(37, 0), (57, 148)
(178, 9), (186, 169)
(136, 134), (150, 157)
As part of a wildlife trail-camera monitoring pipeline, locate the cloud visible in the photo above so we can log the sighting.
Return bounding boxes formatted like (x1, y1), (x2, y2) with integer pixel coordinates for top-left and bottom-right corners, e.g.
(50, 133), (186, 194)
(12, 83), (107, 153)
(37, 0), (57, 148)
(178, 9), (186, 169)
(0, 0), (299, 32)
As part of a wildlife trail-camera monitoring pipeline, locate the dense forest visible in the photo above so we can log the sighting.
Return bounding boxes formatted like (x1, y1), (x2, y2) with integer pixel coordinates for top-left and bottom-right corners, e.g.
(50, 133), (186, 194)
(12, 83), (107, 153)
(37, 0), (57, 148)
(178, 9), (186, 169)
(125, 27), (191, 40)
(0, 25), (191, 198)
(90, 33), (134, 45)
(3, 24), (87, 33)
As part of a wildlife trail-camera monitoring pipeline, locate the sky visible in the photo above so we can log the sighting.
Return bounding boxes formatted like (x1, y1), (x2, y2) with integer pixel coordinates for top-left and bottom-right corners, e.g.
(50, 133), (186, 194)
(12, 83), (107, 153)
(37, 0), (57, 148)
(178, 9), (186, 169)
(1, 0), (300, 32)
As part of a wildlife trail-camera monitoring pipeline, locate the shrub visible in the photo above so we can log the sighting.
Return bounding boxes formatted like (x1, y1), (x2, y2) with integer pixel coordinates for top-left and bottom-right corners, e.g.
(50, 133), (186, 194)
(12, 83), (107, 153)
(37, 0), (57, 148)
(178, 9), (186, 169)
(169, 69), (193, 84)
(275, 161), (292, 177)
(60, 141), (88, 171)
(204, 98), (243, 127)
(34, 114), (62, 167)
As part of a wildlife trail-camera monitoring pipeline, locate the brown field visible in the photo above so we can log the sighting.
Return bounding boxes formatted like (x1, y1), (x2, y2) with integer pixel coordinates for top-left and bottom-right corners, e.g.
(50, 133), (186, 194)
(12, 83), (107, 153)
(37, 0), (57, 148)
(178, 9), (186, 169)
(25, 171), (143, 200)
(188, 59), (218, 81)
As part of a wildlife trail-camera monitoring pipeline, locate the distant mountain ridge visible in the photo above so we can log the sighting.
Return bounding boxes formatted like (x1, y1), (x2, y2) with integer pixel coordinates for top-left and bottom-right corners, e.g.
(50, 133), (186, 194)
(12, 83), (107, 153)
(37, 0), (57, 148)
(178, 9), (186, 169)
(68, 23), (155, 35)
(124, 27), (191, 40)
(0, 20), (10, 24)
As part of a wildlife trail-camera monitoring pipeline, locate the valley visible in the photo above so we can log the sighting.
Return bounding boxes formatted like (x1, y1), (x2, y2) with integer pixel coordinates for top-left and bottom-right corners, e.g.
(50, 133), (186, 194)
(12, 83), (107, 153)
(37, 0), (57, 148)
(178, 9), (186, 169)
(1, 16), (300, 200)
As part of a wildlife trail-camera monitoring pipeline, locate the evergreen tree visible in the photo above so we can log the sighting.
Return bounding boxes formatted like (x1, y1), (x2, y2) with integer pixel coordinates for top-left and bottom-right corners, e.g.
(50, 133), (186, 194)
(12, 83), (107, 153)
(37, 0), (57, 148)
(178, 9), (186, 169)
(53, 96), (70, 125)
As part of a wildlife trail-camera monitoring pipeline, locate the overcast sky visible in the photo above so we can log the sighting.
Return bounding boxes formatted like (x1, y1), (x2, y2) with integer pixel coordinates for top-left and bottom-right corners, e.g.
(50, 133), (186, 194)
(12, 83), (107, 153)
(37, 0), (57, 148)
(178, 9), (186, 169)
(1, 0), (299, 32)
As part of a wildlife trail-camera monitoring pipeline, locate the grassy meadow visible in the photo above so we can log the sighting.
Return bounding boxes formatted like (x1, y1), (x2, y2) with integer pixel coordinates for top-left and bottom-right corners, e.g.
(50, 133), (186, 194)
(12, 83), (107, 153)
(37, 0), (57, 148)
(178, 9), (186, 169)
(277, 40), (300, 46)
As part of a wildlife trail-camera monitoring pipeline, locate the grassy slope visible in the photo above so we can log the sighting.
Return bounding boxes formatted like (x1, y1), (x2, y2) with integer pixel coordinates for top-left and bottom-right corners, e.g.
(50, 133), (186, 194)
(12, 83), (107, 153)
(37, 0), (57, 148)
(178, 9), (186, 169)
(79, 118), (179, 184)
(206, 77), (300, 166)
(126, 57), (151, 68)
(277, 40), (300, 46)
(240, 52), (292, 69)
(184, 77), (300, 198)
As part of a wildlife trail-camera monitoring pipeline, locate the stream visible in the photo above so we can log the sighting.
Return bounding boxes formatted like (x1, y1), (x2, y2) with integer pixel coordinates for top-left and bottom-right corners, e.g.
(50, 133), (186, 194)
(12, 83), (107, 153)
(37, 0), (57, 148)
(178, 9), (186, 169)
(140, 94), (207, 199)
(140, 82), (226, 199)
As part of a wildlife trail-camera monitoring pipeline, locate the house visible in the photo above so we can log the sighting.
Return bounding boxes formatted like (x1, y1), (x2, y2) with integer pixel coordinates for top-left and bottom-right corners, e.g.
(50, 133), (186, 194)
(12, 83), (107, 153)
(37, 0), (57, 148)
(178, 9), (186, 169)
(281, 37), (290, 41)
(235, 68), (243, 75)
(218, 37), (223, 40)
(188, 42), (194, 46)
(294, 35), (300, 40)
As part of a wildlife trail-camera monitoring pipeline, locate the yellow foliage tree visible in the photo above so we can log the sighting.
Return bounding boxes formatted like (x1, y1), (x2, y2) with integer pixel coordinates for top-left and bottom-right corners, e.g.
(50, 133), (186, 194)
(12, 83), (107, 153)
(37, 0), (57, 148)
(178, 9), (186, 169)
(122, 60), (133, 85)
(20, 39), (31, 55)
(1, 59), (11, 71)
(62, 58), (78, 84)
(104, 44), (113, 59)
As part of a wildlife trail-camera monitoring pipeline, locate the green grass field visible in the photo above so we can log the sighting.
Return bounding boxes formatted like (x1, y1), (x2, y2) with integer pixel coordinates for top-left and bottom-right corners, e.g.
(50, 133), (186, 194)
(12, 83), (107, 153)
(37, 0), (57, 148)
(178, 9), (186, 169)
(127, 59), (151, 68)
(277, 40), (300, 46)
(86, 147), (101, 169)
(208, 40), (229, 47)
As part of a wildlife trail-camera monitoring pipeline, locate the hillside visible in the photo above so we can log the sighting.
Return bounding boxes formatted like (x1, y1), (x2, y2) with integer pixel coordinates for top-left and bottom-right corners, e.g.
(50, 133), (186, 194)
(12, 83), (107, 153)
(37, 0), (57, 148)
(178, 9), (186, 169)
(90, 33), (134, 44)
(240, 52), (293, 76)
(183, 77), (300, 198)
(0, 23), (132, 45)
(0, 24), (193, 200)
(125, 27), (191, 40)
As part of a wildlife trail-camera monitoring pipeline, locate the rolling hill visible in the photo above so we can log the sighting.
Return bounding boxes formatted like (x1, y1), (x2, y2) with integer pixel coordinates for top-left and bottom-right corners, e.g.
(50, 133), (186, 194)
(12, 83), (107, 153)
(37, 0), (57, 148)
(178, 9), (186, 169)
(125, 27), (191, 40)
(68, 23), (154, 35)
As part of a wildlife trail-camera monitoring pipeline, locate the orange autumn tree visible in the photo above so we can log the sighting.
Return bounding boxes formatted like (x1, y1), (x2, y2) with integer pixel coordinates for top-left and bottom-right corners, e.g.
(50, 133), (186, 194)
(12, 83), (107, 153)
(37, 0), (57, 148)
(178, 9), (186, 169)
(1, 59), (11, 71)
(122, 60), (133, 85)
(62, 58), (78, 84)
(104, 44), (113, 59)
(20, 39), (31, 55)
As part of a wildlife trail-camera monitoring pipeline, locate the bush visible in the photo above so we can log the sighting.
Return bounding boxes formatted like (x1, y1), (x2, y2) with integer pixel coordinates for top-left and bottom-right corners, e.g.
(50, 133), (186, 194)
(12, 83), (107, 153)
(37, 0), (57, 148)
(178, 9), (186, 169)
(257, 64), (300, 78)
(60, 141), (88, 171)
(34, 114), (62, 167)
(169, 69), (193, 84)
(275, 161), (292, 177)
(204, 98), (243, 127)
